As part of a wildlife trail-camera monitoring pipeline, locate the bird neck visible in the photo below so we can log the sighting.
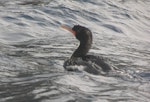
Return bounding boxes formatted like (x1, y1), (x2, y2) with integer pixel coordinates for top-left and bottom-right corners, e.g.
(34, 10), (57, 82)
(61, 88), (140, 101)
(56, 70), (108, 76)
(71, 41), (92, 58)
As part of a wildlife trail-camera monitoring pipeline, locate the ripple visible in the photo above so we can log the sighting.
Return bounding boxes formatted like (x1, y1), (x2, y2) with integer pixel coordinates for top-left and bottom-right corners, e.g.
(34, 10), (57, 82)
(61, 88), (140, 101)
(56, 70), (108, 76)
(102, 24), (123, 33)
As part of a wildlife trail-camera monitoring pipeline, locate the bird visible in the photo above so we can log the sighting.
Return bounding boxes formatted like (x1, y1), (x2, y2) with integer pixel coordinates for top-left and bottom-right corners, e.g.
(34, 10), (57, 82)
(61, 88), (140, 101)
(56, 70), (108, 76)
(61, 25), (114, 75)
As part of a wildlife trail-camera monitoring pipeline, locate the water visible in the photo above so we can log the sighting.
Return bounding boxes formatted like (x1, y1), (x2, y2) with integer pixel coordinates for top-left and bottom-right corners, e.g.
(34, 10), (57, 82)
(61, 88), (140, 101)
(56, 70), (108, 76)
(0, 0), (150, 102)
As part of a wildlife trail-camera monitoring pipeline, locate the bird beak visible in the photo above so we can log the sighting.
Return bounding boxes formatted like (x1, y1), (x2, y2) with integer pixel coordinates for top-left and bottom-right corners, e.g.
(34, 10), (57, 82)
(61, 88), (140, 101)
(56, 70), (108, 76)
(61, 25), (76, 36)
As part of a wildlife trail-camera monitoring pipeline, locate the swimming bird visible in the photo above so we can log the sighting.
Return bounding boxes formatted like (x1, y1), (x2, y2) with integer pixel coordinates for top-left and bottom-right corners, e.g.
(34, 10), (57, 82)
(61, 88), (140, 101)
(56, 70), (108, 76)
(61, 25), (113, 74)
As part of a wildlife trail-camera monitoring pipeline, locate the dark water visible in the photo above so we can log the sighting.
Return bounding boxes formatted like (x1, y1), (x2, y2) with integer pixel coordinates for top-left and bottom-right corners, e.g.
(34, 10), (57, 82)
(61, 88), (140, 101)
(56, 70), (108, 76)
(0, 0), (150, 102)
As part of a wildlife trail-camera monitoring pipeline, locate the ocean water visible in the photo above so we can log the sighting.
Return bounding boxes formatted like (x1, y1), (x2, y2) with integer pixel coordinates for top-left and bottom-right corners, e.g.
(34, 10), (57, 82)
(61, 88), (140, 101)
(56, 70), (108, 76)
(0, 0), (150, 102)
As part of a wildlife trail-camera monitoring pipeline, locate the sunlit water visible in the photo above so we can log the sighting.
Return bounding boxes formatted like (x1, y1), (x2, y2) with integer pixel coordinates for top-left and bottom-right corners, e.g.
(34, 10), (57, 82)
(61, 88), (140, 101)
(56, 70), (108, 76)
(0, 0), (150, 102)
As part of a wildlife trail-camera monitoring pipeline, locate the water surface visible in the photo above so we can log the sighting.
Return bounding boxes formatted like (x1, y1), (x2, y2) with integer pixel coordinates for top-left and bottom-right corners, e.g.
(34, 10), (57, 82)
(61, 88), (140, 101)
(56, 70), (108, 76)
(0, 0), (150, 102)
